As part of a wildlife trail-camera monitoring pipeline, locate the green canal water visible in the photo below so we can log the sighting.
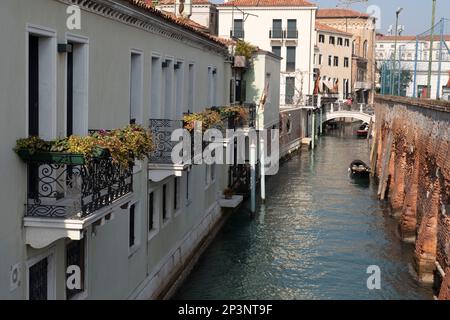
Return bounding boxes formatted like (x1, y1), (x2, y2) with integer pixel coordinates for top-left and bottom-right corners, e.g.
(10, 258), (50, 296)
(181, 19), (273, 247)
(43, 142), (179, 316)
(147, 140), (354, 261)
(174, 127), (433, 300)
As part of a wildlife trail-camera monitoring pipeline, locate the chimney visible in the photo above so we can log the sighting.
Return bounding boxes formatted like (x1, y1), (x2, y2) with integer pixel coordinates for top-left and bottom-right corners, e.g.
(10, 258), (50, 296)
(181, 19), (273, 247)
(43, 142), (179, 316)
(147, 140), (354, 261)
(176, 0), (192, 18)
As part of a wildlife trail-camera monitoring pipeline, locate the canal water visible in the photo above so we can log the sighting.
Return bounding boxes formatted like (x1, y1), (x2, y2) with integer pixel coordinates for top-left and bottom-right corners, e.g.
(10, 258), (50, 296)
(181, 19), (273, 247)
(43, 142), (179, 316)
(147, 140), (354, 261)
(174, 125), (433, 300)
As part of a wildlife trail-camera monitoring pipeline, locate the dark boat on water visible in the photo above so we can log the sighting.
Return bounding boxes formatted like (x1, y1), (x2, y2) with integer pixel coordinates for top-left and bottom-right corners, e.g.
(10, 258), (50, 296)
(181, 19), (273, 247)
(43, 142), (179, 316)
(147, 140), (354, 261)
(356, 123), (369, 138)
(349, 160), (370, 177)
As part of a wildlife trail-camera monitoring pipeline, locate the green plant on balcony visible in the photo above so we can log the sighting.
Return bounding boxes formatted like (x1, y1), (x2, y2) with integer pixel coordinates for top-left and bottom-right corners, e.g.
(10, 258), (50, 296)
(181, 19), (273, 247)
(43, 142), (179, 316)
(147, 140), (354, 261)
(218, 106), (249, 122)
(183, 110), (223, 132)
(14, 124), (154, 167)
(234, 40), (257, 60)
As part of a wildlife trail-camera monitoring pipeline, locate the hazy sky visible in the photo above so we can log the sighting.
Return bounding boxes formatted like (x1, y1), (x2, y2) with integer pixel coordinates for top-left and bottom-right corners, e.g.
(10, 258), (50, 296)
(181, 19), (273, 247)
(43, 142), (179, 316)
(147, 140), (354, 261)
(213, 0), (450, 35)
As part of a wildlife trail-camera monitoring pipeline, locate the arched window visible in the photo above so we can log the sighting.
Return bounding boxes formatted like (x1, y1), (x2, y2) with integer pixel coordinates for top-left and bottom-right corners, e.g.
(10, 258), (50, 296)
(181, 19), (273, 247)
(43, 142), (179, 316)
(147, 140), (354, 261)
(363, 40), (368, 58)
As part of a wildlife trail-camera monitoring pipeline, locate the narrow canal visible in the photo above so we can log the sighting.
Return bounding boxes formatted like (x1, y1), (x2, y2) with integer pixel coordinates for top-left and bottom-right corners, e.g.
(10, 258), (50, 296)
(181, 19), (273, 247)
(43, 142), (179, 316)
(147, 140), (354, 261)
(174, 125), (433, 300)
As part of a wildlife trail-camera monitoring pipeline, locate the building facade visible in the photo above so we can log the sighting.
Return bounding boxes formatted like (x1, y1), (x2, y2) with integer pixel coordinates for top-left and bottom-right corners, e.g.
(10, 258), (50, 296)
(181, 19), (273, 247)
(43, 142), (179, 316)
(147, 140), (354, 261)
(314, 22), (353, 100)
(216, 0), (317, 108)
(0, 0), (239, 300)
(156, 0), (219, 35)
(375, 35), (450, 100)
(317, 8), (376, 104)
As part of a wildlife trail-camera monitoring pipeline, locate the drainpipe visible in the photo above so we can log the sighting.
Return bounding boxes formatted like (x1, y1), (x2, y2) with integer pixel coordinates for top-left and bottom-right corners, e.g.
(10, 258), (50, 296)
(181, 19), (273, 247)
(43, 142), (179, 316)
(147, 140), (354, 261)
(250, 136), (257, 214)
(311, 111), (315, 150)
(260, 133), (266, 203)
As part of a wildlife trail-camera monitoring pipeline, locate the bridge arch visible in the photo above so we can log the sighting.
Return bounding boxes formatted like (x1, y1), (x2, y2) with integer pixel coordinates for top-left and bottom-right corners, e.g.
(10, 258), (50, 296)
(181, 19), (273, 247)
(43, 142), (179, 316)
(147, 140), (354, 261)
(322, 111), (374, 124)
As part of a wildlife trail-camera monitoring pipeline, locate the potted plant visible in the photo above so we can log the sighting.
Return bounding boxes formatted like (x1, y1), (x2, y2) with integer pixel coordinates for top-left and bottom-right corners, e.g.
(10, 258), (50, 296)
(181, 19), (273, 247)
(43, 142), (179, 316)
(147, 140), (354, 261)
(15, 124), (154, 167)
(183, 110), (222, 132)
(223, 188), (234, 200)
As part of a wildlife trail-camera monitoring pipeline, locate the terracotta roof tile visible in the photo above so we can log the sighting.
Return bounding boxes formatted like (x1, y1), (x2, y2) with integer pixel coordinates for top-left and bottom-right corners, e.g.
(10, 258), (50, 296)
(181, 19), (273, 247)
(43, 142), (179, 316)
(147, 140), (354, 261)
(157, 0), (211, 5)
(125, 0), (227, 48)
(220, 0), (316, 7)
(317, 8), (370, 19)
(315, 22), (352, 36)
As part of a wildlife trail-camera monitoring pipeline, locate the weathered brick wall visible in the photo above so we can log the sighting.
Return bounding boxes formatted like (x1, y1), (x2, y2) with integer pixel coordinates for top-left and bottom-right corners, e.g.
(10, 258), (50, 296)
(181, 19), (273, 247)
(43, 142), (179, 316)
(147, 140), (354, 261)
(374, 95), (450, 299)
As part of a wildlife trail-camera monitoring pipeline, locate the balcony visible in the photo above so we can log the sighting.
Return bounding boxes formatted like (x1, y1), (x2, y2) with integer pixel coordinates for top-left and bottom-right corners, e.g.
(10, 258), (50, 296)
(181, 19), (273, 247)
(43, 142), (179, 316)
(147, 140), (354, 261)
(148, 119), (190, 182)
(230, 29), (245, 39)
(285, 29), (298, 39)
(22, 153), (133, 248)
(354, 81), (372, 90)
(269, 29), (284, 39)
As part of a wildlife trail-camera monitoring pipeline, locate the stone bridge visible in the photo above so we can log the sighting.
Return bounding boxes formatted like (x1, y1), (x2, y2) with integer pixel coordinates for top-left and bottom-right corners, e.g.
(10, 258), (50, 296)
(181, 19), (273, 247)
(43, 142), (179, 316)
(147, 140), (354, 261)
(323, 103), (375, 124)
(372, 95), (450, 300)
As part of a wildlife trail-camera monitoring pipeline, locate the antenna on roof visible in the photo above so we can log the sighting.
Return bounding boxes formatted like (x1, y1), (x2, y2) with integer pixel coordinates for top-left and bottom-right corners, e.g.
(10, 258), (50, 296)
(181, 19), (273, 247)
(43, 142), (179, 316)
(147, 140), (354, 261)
(337, 0), (368, 8)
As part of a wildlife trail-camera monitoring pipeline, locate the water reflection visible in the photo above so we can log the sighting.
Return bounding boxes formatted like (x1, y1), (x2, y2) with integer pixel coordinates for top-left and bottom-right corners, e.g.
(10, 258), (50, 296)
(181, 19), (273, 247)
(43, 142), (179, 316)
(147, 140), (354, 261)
(174, 124), (433, 300)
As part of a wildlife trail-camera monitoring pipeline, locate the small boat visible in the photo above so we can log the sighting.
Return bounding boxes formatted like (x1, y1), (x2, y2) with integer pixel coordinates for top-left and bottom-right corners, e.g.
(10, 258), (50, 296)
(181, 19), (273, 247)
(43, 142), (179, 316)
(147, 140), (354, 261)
(349, 160), (370, 177)
(356, 123), (369, 138)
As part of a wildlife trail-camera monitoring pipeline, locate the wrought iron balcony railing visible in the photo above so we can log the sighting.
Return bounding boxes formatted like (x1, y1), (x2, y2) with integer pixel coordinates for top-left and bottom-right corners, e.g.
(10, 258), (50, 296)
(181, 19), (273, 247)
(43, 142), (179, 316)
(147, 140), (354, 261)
(286, 29), (298, 39)
(230, 29), (245, 39)
(269, 29), (284, 39)
(149, 119), (184, 164)
(25, 156), (133, 219)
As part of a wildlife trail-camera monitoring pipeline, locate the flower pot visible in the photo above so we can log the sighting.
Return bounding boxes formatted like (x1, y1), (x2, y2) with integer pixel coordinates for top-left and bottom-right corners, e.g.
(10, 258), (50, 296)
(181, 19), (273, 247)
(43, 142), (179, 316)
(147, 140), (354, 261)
(16, 150), (86, 165)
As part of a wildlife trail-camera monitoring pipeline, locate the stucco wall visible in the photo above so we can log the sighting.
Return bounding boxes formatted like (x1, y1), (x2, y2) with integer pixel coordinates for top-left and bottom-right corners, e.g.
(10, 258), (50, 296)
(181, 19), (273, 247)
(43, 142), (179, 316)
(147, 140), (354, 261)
(0, 0), (230, 299)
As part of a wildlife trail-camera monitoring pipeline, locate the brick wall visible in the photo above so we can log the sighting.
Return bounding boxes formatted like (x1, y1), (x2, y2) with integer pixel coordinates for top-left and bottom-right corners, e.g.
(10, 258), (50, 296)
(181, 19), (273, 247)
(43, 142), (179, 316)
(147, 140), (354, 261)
(374, 95), (450, 299)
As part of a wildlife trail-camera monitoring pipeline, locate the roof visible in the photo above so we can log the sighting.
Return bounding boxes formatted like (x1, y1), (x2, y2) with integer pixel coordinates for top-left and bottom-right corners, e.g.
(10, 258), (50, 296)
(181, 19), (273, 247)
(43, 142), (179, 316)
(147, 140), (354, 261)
(125, 0), (227, 48)
(317, 8), (370, 19)
(157, 0), (212, 5)
(376, 34), (450, 42)
(315, 22), (352, 37)
(220, 0), (316, 7)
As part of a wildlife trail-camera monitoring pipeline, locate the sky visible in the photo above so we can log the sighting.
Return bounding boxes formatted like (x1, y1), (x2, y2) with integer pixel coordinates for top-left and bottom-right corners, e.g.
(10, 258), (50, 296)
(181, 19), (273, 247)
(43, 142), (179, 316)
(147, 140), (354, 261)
(213, 0), (450, 36)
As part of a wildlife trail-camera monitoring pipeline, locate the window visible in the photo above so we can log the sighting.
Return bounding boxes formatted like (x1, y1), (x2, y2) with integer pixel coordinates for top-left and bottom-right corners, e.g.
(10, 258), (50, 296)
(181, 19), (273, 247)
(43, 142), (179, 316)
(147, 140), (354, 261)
(285, 77), (295, 105)
(334, 56), (339, 66)
(319, 54), (323, 65)
(328, 55), (332, 66)
(344, 57), (349, 68)
(188, 63), (194, 112)
(329, 36), (335, 45)
(272, 46), (281, 57)
(130, 51), (143, 125)
(163, 59), (173, 118)
(148, 192), (154, 231)
(286, 46), (296, 71)
(345, 39), (350, 47)
(271, 19), (283, 38)
(174, 61), (184, 119)
(186, 171), (191, 203)
(174, 177), (180, 211)
(207, 67), (217, 107)
(151, 56), (162, 117)
(28, 256), (50, 300)
(338, 37), (343, 46)
(319, 34), (325, 43)
(287, 19), (297, 38)
(28, 30), (57, 200)
(363, 40), (368, 58)
(66, 38), (88, 136)
(232, 19), (244, 38)
(129, 203), (136, 248)
(65, 239), (86, 299)
(162, 184), (168, 221)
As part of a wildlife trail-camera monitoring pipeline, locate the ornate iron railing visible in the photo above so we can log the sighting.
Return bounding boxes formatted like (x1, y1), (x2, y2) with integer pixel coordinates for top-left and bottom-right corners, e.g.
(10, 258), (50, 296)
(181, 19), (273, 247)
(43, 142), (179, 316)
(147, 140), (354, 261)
(26, 156), (133, 219)
(149, 119), (184, 164)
